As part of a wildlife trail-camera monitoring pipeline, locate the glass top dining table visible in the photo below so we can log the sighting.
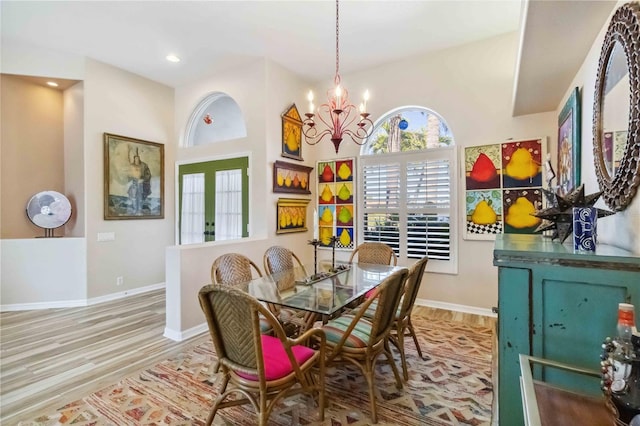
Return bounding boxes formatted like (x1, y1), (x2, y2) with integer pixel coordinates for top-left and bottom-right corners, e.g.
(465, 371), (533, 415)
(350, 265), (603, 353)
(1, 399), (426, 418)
(239, 262), (406, 318)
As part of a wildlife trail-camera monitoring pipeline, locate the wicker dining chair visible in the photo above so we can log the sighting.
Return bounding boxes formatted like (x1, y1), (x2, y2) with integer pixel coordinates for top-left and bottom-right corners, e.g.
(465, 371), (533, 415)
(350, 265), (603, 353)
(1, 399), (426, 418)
(317, 268), (408, 424)
(348, 242), (398, 266)
(263, 246), (306, 275)
(263, 246), (314, 335)
(198, 284), (326, 426)
(356, 256), (429, 380)
(210, 252), (271, 340)
(211, 252), (262, 285)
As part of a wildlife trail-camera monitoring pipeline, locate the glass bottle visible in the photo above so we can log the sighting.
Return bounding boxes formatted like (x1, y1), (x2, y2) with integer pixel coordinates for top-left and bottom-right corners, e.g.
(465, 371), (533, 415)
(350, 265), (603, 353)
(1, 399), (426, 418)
(618, 303), (637, 343)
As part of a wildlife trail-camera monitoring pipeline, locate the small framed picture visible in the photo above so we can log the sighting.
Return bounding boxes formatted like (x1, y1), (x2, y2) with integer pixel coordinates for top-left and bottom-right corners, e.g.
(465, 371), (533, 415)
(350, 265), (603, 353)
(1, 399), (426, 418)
(104, 133), (164, 220)
(557, 87), (581, 195)
(281, 103), (304, 161)
(273, 160), (313, 195)
(276, 198), (310, 234)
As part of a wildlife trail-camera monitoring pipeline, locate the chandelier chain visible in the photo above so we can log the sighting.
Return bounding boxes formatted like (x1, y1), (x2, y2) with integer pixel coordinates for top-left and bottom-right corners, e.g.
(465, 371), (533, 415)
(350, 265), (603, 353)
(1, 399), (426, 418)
(301, 0), (373, 153)
(335, 0), (340, 77)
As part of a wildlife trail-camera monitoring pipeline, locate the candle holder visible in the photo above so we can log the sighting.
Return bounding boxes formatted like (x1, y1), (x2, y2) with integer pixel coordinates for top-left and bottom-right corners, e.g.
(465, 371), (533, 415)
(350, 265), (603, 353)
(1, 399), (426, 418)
(307, 239), (321, 277)
(330, 236), (338, 272)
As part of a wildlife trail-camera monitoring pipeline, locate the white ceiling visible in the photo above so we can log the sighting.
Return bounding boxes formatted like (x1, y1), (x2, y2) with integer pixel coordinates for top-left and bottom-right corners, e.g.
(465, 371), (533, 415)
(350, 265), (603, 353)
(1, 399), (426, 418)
(0, 0), (616, 116)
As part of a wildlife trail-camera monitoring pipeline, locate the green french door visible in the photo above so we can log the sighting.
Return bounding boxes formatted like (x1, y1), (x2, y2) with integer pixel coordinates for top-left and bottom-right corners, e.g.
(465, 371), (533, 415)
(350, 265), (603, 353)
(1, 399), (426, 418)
(178, 157), (249, 244)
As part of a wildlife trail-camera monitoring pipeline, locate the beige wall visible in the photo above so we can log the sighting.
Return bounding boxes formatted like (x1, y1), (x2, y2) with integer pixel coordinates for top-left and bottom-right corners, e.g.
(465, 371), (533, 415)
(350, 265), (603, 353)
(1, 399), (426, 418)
(0, 74), (65, 238)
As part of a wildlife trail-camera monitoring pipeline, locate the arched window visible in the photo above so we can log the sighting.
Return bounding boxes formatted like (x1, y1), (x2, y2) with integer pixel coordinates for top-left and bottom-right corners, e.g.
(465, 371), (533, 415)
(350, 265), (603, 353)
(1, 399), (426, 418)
(359, 106), (457, 274)
(184, 92), (247, 147)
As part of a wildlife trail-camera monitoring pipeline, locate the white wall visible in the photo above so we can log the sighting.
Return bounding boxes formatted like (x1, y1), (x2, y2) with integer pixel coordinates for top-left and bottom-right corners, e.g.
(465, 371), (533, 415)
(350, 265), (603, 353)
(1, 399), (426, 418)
(64, 82), (85, 237)
(164, 33), (558, 338)
(167, 58), (321, 336)
(1, 238), (87, 307)
(83, 59), (175, 298)
(310, 32), (556, 311)
(558, 0), (640, 254)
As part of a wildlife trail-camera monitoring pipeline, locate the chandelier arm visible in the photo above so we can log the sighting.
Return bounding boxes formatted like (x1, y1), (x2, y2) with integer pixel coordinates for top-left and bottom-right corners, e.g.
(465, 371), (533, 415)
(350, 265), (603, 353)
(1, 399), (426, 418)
(343, 123), (374, 145)
(302, 124), (333, 146)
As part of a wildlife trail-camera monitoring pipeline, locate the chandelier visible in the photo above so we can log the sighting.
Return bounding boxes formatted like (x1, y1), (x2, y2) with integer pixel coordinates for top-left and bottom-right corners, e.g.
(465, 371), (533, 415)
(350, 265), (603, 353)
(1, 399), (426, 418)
(303, 0), (374, 153)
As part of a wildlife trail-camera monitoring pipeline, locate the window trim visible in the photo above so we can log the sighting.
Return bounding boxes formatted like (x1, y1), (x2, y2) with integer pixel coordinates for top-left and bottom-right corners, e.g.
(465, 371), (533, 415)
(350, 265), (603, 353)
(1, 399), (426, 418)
(174, 152), (252, 245)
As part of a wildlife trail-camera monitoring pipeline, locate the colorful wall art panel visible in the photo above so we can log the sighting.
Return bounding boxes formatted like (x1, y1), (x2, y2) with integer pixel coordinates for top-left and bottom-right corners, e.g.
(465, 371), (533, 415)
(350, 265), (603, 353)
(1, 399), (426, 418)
(502, 189), (543, 234)
(465, 144), (501, 190)
(466, 190), (503, 236)
(464, 138), (545, 240)
(501, 139), (542, 188)
(316, 158), (355, 249)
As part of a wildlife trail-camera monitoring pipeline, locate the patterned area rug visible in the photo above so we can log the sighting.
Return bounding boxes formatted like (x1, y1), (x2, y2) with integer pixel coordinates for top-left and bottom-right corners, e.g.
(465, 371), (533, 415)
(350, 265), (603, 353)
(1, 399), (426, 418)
(20, 317), (493, 425)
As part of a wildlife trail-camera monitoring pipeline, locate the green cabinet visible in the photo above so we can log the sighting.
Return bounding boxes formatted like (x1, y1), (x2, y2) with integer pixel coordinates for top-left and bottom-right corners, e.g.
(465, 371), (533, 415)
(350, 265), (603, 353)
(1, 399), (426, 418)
(493, 234), (640, 426)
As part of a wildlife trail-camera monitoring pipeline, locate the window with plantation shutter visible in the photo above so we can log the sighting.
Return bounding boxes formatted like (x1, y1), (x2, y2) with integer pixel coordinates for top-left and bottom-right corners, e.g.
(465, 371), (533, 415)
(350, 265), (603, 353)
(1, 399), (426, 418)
(359, 106), (457, 274)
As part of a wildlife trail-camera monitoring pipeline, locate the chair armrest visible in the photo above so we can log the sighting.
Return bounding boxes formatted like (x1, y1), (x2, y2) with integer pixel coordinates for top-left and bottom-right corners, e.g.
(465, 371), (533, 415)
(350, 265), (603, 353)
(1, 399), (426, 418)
(291, 327), (326, 348)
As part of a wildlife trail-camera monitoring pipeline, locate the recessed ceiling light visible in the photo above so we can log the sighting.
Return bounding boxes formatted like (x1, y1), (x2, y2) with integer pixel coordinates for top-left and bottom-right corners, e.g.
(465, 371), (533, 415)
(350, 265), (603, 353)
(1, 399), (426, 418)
(166, 54), (181, 63)
(46, 81), (59, 87)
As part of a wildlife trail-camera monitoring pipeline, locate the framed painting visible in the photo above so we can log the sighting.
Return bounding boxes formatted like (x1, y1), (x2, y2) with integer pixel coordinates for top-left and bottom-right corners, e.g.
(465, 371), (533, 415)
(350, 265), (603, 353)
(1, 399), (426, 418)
(463, 138), (545, 240)
(557, 87), (581, 195)
(276, 198), (310, 234)
(104, 133), (164, 220)
(316, 158), (356, 249)
(273, 160), (313, 194)
(281, 103), (304, 161)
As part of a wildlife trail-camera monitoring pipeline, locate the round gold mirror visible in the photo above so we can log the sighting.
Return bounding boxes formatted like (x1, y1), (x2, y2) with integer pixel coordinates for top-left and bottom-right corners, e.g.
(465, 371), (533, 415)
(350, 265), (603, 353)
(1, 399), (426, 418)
(593, 2), (640, 211)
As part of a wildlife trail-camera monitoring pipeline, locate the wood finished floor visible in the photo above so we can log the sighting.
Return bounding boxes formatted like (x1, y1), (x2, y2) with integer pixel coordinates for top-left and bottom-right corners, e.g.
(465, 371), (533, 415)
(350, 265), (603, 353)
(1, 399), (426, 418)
(0, 289), (497, 424)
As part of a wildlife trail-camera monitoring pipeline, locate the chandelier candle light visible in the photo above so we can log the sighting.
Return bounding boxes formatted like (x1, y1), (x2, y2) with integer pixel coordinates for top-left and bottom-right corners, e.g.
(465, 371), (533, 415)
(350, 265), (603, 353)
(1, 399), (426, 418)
(303, 0), (374, 153)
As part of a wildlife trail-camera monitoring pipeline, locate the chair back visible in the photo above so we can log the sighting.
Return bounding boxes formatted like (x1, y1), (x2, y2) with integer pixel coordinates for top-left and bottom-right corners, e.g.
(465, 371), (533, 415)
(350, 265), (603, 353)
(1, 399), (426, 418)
(263, 246), (304, 275)
(348, 242), (397, 266)
(398, 256), (429, 320)
(211, 253), (262, 285)
(365, 268), (408, 343)
(198, 284), (265, 373)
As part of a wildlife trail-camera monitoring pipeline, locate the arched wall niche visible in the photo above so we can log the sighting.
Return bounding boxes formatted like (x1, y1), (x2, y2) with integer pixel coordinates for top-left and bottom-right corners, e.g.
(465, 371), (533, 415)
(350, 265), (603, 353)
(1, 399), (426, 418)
(184, 92), (247, 147)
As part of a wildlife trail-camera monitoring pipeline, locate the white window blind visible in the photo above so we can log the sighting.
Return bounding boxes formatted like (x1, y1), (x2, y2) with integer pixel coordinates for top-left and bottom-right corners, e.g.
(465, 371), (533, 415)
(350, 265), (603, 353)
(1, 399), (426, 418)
(406, 159), (451, 260)
(362, 163), (401, 254)
(180, 173), (205, 244)
(215, 169), (242, 240)
(360, 148), (456, 274)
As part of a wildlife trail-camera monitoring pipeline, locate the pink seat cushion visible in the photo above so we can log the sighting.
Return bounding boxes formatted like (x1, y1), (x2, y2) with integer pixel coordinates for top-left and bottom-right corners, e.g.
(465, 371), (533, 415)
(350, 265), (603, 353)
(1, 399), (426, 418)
(236, 335), (315, 381)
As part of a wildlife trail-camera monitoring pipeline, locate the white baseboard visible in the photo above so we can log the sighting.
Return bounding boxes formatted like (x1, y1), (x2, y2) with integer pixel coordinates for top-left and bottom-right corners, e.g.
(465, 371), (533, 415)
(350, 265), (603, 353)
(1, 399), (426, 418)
(87, 283), (165, 305)
(0, 299), (88, 311)
(415, 297), (497, 318)
(164, 323), (208, 342)
(0, 283), (165, 312)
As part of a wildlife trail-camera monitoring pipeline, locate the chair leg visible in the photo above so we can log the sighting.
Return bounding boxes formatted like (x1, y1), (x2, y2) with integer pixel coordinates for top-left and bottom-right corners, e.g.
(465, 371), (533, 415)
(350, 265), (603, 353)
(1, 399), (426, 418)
(363, 360), (379, 424)
(395, 325), (409, 381)
(317, 366), (325, 421)
(407, 317), (425, 359)
(384, 340), (403, 390)
(205, 407), (215, 426)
